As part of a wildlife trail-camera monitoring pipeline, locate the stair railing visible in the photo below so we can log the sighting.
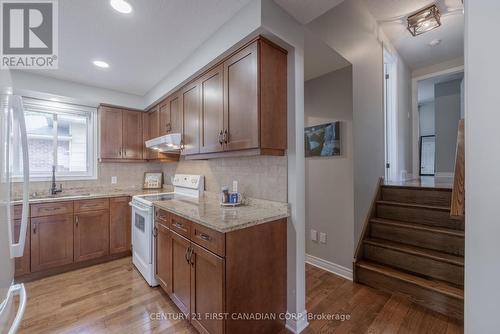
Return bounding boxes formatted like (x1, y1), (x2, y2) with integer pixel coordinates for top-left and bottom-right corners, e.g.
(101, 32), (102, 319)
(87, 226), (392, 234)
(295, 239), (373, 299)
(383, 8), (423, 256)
(450, 119), (465, 219)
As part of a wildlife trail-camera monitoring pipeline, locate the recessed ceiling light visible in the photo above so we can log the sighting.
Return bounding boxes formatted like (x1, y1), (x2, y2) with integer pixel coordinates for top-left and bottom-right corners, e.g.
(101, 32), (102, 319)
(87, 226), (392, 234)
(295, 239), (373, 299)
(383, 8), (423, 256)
(429, 39), (442, 47)
(93, 60), (110, 69)
(110, 0), (132, 14)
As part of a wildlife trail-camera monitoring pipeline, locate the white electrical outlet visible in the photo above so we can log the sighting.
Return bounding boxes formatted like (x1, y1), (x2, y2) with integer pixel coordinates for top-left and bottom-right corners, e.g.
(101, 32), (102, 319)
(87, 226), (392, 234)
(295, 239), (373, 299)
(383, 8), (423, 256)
(319, 232), (327, 244)
(310, 229), (318, 242)
(111, 176), (117, 184)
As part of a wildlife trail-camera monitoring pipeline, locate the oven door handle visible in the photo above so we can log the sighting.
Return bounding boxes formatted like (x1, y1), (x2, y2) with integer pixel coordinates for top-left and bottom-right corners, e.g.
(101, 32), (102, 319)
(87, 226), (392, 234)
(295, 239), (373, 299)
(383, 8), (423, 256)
(129, 202), (151, 213)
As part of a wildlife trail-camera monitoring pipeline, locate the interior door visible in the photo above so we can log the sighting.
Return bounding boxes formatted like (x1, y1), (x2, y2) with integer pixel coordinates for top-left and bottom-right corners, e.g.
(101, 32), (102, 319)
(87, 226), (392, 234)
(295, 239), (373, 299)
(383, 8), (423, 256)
(420, 135), (436, 176)
(190, 243), (225, 334)
(223, 41), (259, 151)
(31, 214), (74, 272)
(99, 107), (123, 159)
(109, 197), (131, 254)
(200, 65), (224, 153)
(122, 110), (143, 159)
(182, 81), (201, 155)
(170, 231), (191, 316)
(74, 210), (109, 262)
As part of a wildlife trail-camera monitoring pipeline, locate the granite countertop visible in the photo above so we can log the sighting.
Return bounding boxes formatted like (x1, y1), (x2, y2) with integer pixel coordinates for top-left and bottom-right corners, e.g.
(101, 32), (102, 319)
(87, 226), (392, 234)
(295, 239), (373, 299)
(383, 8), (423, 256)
(12, 187), (174, 205)
(153, 193), (290, 233)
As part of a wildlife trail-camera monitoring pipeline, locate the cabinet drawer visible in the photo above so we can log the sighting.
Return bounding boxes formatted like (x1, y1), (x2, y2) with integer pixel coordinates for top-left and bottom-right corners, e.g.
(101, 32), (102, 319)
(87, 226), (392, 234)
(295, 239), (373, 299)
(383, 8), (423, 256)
(155, 208), (169, 226)
(75, 198), (110, 213)
(169, 214), (191, 238)
(31, 201), (73, 217)
(191, 223), (225, 257)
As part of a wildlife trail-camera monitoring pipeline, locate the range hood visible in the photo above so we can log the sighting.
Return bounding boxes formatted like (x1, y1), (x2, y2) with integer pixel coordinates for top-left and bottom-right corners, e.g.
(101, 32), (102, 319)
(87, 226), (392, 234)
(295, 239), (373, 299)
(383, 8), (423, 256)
(145, 133), (182, 152)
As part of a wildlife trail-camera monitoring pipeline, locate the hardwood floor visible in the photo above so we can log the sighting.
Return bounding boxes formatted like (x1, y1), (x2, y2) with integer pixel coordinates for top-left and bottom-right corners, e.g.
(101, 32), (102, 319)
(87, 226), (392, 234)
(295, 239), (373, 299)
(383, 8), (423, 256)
(18, 257), (463, 333)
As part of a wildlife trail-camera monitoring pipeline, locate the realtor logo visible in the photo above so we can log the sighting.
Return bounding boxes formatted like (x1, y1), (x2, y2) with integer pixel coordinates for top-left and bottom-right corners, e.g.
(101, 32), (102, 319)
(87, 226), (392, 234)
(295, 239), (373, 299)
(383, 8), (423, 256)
(1, 0), (58, 69)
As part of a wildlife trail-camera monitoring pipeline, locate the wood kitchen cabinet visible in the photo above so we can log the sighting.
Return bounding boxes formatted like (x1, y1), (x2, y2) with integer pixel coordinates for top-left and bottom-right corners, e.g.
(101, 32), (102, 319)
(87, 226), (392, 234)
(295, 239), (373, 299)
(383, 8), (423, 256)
(160, 92), (182, 136)
(98, 105), (143, 161)
(31, 214), (74, 272)
(170, 231), (192, 316)
(74, 209), (110, 262)
(181, 80), (201, 155)
(154, 209), (286, 334)
(14, 219), (30, 277)
(199, 65), (224, 154)
(110, 197), (131, 254)
(143, 106), (159, 160)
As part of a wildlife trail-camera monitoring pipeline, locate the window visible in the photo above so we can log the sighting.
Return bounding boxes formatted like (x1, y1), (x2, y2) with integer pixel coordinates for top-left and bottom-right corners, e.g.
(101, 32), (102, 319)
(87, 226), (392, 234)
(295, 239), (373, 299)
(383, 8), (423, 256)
(14, 98), (97, 180)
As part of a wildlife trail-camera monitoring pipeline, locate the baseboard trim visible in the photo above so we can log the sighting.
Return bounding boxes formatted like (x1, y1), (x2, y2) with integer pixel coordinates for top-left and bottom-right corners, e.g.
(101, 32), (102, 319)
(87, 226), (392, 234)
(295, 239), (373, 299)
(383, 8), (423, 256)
(305, 254), (353, 281)
(434, 172), (454, 178)
(285, 310), (309, 334)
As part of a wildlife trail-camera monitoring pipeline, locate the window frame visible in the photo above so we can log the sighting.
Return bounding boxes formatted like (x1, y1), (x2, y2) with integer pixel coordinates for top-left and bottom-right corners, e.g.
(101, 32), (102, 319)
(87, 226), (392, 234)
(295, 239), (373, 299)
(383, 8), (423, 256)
(13, 97), (98, 182)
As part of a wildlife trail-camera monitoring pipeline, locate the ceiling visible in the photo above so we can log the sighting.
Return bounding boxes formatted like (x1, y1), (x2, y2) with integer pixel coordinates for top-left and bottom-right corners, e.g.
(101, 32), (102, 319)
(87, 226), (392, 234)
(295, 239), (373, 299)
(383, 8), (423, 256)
(273, 0), (345, 24)
(418, 71), (464, 103)
(25, 0), (252, 95)
(362, 0), (464, 70)
(304, 29), (350, 81)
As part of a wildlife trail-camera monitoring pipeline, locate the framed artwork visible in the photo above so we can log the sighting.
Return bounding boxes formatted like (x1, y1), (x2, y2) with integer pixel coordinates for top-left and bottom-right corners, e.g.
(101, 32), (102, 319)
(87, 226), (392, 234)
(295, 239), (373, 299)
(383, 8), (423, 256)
(143, 172), (163, 189)
(304, 122), (341, 157)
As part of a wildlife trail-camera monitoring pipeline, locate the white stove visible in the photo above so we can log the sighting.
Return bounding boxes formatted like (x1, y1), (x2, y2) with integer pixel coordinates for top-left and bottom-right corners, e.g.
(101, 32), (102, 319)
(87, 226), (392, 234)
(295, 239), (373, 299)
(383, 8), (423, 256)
(130, 174), (204, 286)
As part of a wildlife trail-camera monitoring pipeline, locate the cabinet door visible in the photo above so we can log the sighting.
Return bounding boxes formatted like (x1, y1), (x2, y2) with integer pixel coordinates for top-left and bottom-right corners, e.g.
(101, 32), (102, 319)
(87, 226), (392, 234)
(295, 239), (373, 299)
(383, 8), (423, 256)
(122, 110), (143, 159)
(99, 106), (123, 159)
(74, 210), (109, 262)
(155, 221), (171, 293)
(170, 231), (191, 315)
(223, 41), (259, 151)
(143, 107), (158, 160)
(14, 219), (30, 277)
(200, 65), (224, 154)
(159, 99), (170, 136)
(181, 81), (201, 155)
(110, 197), (131, 254)
(160, 93), (182, 136)
(31, 214), (73, 272)
(190, 243), (225, 334)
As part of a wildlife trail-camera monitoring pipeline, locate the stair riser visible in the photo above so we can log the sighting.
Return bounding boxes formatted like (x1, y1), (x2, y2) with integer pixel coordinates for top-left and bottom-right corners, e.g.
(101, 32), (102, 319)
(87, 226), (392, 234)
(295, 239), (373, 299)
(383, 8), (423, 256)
(370, 224), (464, 256)
(381, 187), (452, 207)
(364, 244), (464, 285)
(377, 204), (463, 230)
(356, 266), (463, 320)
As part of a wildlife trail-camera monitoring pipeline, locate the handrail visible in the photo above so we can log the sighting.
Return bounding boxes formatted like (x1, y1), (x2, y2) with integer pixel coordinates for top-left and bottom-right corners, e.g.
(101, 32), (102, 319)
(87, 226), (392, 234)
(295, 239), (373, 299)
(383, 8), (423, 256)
(450, 119), (465, 219)
(353, 177), (383, 281)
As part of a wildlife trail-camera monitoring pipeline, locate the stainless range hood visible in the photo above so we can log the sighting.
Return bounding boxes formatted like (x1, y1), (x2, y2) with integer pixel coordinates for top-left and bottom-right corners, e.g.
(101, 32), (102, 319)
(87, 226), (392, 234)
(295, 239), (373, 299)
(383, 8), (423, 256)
(145, 133), (182, 152)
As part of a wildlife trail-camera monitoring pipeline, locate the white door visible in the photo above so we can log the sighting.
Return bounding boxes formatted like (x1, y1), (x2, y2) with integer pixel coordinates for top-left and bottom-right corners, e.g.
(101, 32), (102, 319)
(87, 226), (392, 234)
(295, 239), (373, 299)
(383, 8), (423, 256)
(420, 136), (436, 175)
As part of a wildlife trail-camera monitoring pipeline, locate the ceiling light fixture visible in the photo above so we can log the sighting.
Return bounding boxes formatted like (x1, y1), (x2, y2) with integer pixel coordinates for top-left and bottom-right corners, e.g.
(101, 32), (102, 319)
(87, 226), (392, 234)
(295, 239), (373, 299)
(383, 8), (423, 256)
(407, 4), (441, 37)
(93, 60), (110, 69)
(110, 0), (132, 14)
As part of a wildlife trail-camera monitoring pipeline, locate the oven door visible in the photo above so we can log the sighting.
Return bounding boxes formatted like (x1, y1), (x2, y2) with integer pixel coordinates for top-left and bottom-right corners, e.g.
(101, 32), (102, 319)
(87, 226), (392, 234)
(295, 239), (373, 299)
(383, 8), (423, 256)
(131, 202), (153, 281)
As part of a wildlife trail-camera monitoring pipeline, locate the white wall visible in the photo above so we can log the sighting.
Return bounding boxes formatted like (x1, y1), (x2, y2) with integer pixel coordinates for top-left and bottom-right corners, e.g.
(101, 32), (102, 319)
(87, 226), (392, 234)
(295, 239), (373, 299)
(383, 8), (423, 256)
(11, 71), (144, 109)
(465, 1), (500, 333)
(304, 66), (354, 273)
(434, 79), (461, 174)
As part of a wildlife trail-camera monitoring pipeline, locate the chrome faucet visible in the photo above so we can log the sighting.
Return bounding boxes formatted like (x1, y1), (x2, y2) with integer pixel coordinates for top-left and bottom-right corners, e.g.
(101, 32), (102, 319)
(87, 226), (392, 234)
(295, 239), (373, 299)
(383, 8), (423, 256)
(50, 165), (63, 195)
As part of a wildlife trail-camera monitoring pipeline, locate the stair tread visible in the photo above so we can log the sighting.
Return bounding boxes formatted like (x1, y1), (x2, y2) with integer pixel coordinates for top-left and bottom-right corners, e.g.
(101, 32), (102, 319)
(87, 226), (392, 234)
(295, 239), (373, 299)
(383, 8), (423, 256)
(356, 260), (464, 300)
(370, 218), (464, 237)
(376, 200), (450, 211)
(381, 184), (453, 192)
(364, 238), (464, 266)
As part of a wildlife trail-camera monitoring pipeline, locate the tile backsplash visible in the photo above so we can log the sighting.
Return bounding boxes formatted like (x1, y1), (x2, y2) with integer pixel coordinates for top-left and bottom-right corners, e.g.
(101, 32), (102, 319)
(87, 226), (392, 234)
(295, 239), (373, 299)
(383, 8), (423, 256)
(14, 156), (288, 203)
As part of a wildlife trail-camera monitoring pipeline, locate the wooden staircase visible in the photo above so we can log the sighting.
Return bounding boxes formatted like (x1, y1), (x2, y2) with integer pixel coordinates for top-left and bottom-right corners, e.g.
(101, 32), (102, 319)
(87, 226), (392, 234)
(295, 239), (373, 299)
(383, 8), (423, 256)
(353, 182), (464, 319)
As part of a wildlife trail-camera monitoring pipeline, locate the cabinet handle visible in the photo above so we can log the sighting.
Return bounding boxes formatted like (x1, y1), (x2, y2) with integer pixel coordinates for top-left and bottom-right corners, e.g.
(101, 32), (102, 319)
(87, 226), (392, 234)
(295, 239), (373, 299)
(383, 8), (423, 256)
(75, 216), (79, 227)
(153, 227), (158, 238)
(119, 148), (122, 156)
(218, 130), (223, 145)
(173, 222), (186, 232)
(185, 246), (192, 263)
(124, 148), (127, 157)
(223, 129), (228, 144)
(33, 223), (36, 234)
(198, 233), (210, 241)
(166, 123), (171, 132)
(190, 251), (195, 266)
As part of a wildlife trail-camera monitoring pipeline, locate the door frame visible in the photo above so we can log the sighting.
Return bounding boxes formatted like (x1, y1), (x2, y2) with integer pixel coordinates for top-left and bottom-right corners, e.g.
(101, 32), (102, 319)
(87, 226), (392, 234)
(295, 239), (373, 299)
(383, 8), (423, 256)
(411, 65), (464, 178)
(383, 48), (398, 181)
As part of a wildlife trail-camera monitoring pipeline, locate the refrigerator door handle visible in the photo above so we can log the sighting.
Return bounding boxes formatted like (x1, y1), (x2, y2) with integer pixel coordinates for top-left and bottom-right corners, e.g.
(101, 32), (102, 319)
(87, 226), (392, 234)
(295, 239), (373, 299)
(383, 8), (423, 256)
(6, 284), (27, 334)
(10, 96), (29, 258)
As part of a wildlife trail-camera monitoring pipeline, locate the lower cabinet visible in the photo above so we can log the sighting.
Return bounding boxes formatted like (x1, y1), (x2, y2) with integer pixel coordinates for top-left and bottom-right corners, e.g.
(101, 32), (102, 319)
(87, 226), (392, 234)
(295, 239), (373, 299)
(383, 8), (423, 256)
(155, 209), (286, 334)
(14, 219), (30, 277)
(190, 242), (225, 334)
(74, 210), (110, 262)
(110, 196), (131, 254)
(31, 214), (74, 272)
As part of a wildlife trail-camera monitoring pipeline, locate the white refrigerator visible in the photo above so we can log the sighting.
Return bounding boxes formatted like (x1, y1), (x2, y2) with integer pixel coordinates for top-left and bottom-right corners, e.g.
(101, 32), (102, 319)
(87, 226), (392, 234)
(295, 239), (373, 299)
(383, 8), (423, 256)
(0, 70), (30, 333)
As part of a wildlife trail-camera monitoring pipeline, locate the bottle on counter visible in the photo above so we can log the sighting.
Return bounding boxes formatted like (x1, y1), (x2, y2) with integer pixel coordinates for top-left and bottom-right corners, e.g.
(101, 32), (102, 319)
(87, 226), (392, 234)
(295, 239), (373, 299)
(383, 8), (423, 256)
(221, 186), (229, 203)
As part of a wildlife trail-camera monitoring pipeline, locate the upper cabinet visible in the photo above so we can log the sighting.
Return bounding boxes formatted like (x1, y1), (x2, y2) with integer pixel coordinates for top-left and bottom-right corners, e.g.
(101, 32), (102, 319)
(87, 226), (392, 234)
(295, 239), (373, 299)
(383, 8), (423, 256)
(159, 92), (182, 136)
(199, 65), (224, 154)
(98, 105), (143, 161)
(181, 81), (201, 156)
